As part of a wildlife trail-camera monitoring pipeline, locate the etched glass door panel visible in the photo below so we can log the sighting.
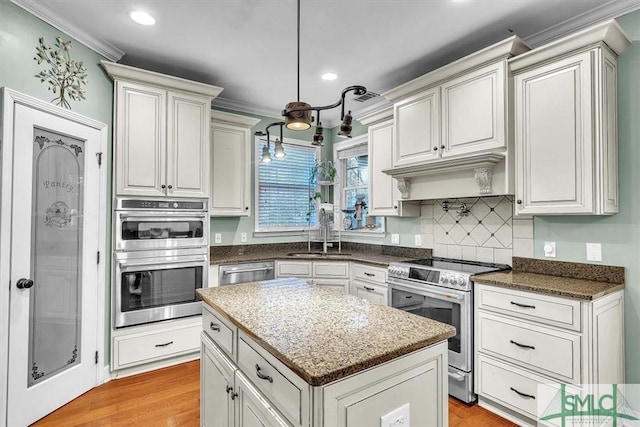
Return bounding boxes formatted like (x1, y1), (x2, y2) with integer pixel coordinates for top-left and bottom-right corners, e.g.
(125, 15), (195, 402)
(28, 128), (85, 386)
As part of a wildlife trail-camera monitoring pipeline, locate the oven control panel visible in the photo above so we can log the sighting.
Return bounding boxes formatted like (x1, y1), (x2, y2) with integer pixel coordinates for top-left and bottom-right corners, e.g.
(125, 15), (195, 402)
(388, 263), (471, 290)
(388, 265), (409, 279)
(440, 272), (468, 288)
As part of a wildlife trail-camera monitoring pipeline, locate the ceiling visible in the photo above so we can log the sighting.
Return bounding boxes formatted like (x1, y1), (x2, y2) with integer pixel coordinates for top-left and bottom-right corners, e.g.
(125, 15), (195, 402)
(14, 0), (640, 126)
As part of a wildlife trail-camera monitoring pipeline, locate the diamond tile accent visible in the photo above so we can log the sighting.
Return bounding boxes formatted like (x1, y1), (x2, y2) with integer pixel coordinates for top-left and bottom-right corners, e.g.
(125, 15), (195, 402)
(449, 223), (468, 244)
(483, 236), (503, 249)
(482, 211), (505, 233)
(459, 213), (478, 232)
(494, 223), (513, 248)
(483, 196), (503, 208)
(439, 211), (457, 232)
(472, 199), (491, 221)
(470, 224), (491, 246)
(494, 197), (513, 221)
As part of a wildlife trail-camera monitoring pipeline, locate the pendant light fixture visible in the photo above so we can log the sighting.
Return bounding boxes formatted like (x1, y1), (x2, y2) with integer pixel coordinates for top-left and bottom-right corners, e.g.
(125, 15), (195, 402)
(255, 121), (286, 163)
(256, 0), (368, 148)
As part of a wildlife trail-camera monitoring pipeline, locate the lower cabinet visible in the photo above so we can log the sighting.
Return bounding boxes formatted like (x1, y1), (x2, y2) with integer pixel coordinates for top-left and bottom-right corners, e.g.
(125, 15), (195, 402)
(351, 263), (389, 305)
(474, 283), (624, 425)
(111, 316), (201, 374)
(201, 306), (449, 427)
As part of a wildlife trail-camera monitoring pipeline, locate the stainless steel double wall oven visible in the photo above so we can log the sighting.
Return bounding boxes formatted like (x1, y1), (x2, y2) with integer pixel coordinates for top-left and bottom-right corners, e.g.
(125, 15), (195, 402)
(113, 198), (209, 328)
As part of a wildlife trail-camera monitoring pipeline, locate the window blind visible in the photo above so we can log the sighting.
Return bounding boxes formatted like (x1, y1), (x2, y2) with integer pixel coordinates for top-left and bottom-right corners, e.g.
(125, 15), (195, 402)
(256, 142), (317, 231)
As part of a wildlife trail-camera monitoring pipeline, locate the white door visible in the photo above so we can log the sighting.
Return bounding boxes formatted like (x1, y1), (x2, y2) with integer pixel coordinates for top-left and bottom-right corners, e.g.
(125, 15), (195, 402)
(6, 103), (102, 426)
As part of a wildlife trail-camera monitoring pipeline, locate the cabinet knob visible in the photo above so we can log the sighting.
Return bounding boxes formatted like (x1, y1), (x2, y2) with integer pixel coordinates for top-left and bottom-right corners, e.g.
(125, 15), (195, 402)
(161, 184), (166, 189)
(16, 278), (34, 289)
(394, 206), (398, 210)
(516, 199), (522, 205)
(245, 206), (249, 210)
(441, 145), (445, 149)
(433, 147), (438, 151)
(167, 185), (173, 190)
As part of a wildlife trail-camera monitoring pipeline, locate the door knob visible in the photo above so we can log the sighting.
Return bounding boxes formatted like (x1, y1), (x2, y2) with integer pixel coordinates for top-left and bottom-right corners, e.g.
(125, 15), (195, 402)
(16, 278), (34, 289)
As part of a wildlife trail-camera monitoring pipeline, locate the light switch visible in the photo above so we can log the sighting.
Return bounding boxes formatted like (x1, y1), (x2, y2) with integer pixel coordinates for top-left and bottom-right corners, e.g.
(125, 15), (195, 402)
(586, 243), (602, 262)
(241, 232), (247, 243)
(214, 233), (222, 244)
(391, 234), (400, 245)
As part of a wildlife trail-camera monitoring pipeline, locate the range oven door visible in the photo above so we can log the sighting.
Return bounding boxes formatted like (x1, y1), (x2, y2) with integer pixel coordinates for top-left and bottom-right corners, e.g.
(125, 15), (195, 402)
(114, 249), (208, 328)
(388, 279), (471, 373)
(114, 210), (208, 251)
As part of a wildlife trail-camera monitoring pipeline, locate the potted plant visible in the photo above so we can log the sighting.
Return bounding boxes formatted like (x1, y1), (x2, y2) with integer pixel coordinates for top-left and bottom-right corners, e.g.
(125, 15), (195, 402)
(310, 160), (337, 185)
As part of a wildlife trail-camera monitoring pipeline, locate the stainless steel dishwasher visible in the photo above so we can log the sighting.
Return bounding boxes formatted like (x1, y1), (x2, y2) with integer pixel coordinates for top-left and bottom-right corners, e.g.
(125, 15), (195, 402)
(218, 261), (275, 286)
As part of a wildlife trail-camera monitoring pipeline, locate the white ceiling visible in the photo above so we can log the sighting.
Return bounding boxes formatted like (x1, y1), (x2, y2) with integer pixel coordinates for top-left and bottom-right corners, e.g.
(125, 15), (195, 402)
(14, 0), (640, 126)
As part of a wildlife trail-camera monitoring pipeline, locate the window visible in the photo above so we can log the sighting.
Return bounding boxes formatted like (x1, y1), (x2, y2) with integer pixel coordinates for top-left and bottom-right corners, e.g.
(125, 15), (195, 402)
(254, 137), (318, 233)
(335, 138), (384, 234)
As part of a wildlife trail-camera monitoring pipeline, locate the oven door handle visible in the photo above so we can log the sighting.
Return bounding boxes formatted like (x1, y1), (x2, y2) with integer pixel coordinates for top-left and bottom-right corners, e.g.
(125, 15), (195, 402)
(118, 256), (207, 269)
(448, 371), (466, 382)
(118, 213), (207, 221)
(388, 283), (465, 301)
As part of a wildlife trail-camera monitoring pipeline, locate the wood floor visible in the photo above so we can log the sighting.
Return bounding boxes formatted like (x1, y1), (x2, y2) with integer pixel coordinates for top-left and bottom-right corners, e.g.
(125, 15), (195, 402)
(34, 360), (517, 427)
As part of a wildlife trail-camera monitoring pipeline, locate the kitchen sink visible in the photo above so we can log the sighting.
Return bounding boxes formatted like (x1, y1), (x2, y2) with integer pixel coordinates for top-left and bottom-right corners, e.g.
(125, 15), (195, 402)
(286, 252), (351, 257)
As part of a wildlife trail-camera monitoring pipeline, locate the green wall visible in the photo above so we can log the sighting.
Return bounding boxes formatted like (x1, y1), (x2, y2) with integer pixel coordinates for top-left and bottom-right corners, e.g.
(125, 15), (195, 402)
(0, 0), (114, 363)
(533, 11), (640, 383)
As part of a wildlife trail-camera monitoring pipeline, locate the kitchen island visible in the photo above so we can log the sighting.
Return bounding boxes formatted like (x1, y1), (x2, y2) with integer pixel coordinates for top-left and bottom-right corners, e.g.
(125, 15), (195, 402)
(197, 278), (455, 427)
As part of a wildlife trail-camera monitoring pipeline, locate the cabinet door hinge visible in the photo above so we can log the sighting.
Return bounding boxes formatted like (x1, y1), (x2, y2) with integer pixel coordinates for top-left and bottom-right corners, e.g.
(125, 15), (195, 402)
(96, 152), (103, 167)
(95, 351), (99, 364)
(97, 251), (100, 264)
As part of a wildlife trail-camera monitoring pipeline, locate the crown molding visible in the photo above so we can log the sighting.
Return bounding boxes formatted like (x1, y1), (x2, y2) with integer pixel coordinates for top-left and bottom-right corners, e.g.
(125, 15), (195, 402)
(212, 97), (283, 122)
(524, 0), (640, 47)
(10, 0), (124, 61)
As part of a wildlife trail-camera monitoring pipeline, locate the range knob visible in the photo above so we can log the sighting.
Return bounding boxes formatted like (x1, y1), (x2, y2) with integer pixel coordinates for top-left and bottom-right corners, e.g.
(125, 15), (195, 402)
(173, 202), (179, 208)
(440, 273), (450, 284)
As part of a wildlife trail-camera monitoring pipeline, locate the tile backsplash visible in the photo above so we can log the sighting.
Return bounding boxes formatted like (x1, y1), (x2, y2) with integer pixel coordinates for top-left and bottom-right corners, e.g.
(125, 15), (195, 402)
(420, 196), (533, 266)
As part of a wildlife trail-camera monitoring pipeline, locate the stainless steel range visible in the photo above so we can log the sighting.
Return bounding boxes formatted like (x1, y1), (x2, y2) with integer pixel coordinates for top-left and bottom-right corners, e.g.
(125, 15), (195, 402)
(387, 257), (510, 403)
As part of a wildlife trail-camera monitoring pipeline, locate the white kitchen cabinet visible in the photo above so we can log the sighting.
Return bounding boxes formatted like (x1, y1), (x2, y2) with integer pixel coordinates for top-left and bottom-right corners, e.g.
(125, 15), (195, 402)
(276, 261), (313, 278)
(210, 111), (260, 216)
(441, 61), (506, 158)
(510, 21), (629, 215)
(111, 316), (201, 374)
(475, 283), (624, 425)
(202, 333), (236, 427)
(393, 87), (440, 167)
(201, 303), (448, 427)
(102, 61), (222, 199)
(351, 263), (388, 306)
(366, 117), (420, 217)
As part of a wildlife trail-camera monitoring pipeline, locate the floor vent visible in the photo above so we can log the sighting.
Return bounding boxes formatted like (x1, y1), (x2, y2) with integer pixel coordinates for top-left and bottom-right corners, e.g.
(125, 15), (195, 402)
(353, 91), (380, 102)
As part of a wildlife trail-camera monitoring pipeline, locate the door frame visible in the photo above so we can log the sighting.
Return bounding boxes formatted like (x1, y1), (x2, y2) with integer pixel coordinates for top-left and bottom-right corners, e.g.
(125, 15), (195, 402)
(0, 88), (108, 424)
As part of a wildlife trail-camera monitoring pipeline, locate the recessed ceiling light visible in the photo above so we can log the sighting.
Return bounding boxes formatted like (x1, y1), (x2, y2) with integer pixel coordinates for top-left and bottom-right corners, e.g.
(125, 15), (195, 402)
(321, 72), (338, 81)
(130, 10), (155, 26)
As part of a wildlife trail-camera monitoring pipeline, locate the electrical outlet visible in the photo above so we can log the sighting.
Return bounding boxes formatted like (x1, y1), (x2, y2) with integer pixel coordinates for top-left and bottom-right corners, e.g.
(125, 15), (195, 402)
(241, 232), (247, 243)
(586, 243), (602, 262)
(214, 233), (222, 244)
(415, 234), (422, 246)
(381, 403), (410, 427)
(543, 241), (556, 258)
(391, 234), (400, 245)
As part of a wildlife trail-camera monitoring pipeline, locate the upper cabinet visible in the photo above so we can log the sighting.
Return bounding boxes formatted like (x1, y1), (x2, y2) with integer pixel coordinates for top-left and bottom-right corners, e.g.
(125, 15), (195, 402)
(102, 61), (223, 199)
(378, 36), (529, 200)
(210, 111), (260, 216)
(510, 20), (629, 215)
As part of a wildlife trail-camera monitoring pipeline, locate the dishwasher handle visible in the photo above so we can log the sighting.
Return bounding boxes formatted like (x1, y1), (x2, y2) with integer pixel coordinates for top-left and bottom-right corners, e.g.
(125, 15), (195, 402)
(222, 266), (274, 275)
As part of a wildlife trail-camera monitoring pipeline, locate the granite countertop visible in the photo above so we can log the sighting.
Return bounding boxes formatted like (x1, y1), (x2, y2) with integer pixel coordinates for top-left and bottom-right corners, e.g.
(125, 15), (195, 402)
(197, 278), (456, 386)
(210, 249), (415, 267)
(470, 270), (625, 300)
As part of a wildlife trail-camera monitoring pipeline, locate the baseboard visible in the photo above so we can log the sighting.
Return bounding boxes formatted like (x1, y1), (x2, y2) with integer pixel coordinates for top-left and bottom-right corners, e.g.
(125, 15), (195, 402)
(101, 365), (112, 384)
(478, 396), (535, 427)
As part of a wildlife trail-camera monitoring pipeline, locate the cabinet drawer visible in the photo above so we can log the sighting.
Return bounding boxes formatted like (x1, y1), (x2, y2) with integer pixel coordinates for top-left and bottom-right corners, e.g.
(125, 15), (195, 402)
(476, 283), (581, 331)
(202, 305), (236, 359)
(477, 354), (579, 419)
(238, 337), (303, 426)
(353, 280), (388, 306)
(114, 322), (200, 368)
(311, 278), (349, 294)
(276, 261), (312, 278)
(313, 261), (349, 278)
(477, 312), (581, 383)
(352, 263), (387, 285)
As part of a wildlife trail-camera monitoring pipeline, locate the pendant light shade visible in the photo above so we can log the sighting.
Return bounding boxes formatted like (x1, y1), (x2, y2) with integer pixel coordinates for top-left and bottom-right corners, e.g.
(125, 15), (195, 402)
(261, 144), (272, 163)
(274, 139), (286, 158)
(337, 110), (354, 138)
(285, 102), (312, 130)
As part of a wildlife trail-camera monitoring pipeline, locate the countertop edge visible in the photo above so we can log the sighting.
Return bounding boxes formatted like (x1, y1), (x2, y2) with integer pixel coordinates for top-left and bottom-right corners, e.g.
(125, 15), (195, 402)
(199, 287), (456, 387)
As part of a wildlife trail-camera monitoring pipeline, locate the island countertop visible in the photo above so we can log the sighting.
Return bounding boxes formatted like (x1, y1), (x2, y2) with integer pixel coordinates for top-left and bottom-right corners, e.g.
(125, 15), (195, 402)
(197, 278), (456, 386)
